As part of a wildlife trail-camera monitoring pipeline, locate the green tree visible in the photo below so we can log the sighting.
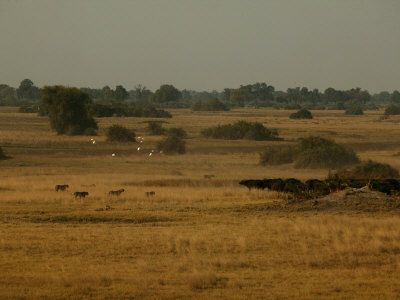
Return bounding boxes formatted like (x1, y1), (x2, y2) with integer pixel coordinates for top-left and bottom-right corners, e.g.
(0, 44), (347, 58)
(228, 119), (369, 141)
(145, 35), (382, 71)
(133, 84), (152, 101)
(115, 85), (129, 101)
(101, 86), (114, 102)
(229, 89), (249, 107)
(17, 79), (41, 99)
(42, 86), (97, 135)
(390, 90), (400, 104)
(152, 84), (182, 103)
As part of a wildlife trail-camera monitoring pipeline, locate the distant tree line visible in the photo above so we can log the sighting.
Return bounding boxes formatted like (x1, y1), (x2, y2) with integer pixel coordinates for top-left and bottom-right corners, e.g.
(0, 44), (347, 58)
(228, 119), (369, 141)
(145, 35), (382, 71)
(2, 78), (400, 111)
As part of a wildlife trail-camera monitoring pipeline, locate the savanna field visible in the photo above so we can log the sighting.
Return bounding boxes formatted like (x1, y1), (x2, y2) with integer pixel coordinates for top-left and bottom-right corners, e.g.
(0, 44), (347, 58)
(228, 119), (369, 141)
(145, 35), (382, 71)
(2, 107), (400, 299)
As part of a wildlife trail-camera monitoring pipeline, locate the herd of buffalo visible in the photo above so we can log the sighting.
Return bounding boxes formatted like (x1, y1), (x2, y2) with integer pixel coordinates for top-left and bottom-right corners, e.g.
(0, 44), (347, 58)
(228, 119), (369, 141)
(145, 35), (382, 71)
(239, 176), (400, 199)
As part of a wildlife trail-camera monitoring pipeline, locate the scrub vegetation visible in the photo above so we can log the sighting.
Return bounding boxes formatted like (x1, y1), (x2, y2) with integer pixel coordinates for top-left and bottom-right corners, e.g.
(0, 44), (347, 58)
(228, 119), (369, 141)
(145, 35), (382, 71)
(1, 107), (400, 299)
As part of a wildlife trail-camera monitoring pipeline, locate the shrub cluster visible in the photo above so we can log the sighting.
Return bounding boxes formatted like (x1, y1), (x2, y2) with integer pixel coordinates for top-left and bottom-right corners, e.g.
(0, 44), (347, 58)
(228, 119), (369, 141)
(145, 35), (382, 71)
(289, 108), (313, 119)
(106, 125), (136, 142)
(260, 136), (359, 169)
(259, 147), (295, 166)
(384, 104), (400, 116)
(294, 136), (360, 169)
(336, 160), (399, 179)
(201, 121), (280, 141)
(345, 105), (364, 115)
(89, 103), (172, 118)
(191, 98), (229, 111)
(167, 127), (187, 139)
(147, 121), (166, 135)
(157, 135), (186, 154)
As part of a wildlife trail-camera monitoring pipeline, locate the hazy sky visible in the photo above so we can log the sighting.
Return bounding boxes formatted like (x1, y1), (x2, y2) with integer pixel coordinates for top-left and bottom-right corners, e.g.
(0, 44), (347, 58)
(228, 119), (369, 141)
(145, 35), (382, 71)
(1, 0), (399, 92)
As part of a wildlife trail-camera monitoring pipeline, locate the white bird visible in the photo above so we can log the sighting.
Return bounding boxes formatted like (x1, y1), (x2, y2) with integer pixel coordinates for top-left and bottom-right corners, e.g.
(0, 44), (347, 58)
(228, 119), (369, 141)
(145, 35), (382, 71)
(140, 141), (143, 143)
(149, 153), (152, 156)
(137, 147), (141, 151)
(90, 138), (94, 141)
(151, 150), (154, 153)
(111, 153), (116, 157)
(138, 136), (141, 139)
(92, 141), (96, 144)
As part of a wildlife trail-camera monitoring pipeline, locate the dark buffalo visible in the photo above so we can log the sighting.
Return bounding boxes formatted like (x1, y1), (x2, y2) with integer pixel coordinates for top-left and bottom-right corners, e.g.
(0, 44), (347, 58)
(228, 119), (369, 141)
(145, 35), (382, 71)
(283, 178), (305, 193)
(145, 191), (156, 197)
(369, 179), (400, 195)
(239, 180), (266, 191)
(263, 178), (285, 192)
(305, 179), (323, 190)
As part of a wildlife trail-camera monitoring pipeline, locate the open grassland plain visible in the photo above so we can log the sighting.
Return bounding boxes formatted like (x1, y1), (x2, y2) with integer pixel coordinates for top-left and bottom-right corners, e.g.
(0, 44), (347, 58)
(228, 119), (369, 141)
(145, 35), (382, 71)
(1, 107), (400, 299)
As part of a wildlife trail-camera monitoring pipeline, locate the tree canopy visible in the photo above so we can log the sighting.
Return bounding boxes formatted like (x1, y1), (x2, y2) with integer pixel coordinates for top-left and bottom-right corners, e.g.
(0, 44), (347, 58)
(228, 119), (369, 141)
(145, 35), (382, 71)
(152, 84), (182, 103)
(42, 86), (97, 135)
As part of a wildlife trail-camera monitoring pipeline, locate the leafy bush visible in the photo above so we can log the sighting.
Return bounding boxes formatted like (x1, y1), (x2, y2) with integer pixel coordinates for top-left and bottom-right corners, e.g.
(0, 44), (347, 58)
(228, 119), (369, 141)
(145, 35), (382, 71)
(157, 135), (186, 154)
(147, 121), (166, 135)
(289, 108), (313, 119)
(259, 147), (296, 166)
(201, 121), (280, 141)
(168, 127), (187, 138)
(106, 125), (136, 142)
(260, 136), (360, 169)
(345, 105), (364, 115)
(336, 160), (399, 179)
(192, 98), (229, 111)
(294, 136), (360, 169)
(384, 104), (400, 116)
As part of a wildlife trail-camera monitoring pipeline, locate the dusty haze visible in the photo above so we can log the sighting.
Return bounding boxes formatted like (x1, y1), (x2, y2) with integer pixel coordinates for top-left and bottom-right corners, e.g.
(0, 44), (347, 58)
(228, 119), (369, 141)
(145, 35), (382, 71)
(0, 0), (399, 92)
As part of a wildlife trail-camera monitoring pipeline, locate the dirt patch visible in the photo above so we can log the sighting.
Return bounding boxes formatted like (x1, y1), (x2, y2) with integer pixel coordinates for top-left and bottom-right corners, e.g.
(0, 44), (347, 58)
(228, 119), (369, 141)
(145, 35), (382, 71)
(285, 186), (400, 211)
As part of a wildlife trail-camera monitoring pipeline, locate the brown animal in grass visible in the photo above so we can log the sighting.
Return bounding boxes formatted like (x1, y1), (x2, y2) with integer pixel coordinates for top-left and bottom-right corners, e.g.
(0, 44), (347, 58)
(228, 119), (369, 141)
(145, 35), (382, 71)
(55, 184), (69, 192)
(108, 188), (125, 196)
(145, 191), (155, 197)
(74, 191), (89, 198)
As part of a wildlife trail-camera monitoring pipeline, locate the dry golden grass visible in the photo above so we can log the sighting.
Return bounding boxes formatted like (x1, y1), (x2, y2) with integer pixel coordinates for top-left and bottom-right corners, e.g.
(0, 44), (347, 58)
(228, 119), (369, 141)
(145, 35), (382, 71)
(1, 107), (400, 299)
